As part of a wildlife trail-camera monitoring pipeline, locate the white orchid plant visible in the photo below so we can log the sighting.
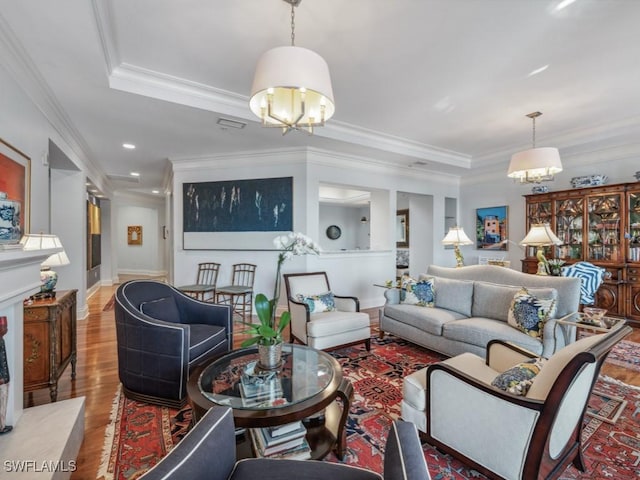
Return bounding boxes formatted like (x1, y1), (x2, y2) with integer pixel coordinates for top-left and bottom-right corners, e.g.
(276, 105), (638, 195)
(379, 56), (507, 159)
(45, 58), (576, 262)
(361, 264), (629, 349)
(241, 232), (320, 347)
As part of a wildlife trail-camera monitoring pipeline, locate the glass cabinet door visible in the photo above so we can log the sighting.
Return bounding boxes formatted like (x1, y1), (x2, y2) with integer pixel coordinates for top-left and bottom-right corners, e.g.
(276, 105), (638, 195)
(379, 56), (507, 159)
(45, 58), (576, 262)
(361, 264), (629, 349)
(554, 198), (584, 261)
(526, 200), (552, 258)
(629, 190), (640, 263)
(587, 194), (622, 263)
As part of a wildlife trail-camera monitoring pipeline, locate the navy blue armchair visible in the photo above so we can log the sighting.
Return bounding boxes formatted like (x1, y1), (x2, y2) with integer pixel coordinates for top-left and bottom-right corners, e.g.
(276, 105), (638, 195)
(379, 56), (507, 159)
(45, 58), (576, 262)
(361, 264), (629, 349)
(140, 406), (431, 480)
(115, 280), (232, 408)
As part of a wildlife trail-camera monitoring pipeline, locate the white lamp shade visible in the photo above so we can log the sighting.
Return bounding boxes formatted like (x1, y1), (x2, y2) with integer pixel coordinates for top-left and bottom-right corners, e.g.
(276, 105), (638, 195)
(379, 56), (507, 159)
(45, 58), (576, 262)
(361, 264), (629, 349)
(442, 227), (474, 246)
(520, 224), (562, 246)
(508, 147), (563, 179)
(249, 46), (335, 125)
(41, 250), (70, 268)
(20, 233), (63, 251)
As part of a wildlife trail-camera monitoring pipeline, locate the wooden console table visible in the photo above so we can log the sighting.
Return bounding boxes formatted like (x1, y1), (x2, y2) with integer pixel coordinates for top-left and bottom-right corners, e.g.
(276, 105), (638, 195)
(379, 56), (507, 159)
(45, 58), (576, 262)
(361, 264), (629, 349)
(23, 289), (77, 402)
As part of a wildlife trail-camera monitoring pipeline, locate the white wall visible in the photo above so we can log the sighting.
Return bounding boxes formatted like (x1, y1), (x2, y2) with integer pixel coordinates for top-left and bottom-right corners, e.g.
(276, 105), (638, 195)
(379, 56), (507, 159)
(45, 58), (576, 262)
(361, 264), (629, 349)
(319, 204), (369, 251)
(171, 148), (459, 310)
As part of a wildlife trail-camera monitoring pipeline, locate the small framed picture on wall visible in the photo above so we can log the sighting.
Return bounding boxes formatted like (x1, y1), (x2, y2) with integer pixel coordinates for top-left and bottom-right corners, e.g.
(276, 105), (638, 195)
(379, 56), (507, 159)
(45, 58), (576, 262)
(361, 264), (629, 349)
(127, 225), (142, 245)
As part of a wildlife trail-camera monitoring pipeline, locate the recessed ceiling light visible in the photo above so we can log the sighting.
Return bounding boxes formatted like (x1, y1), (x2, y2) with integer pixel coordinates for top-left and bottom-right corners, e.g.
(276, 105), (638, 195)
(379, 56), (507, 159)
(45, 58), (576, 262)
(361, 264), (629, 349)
(122, 143), (136, 149)
(130, 172), (140, 177)
(152, 189), (160, 194)
(528, 65), (549, 77)
(89, 189), (98, 193)
(556, 0), (578, 11)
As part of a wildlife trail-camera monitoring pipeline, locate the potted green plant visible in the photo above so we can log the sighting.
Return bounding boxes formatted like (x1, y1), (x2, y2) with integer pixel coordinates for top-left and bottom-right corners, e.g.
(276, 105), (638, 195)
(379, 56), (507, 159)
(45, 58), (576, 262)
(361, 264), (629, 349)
(241, 232), (320, 368)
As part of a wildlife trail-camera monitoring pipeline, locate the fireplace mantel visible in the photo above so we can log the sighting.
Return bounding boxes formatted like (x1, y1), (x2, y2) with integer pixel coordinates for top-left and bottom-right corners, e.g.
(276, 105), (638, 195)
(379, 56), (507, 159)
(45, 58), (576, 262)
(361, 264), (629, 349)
(0, 246), (61, 425)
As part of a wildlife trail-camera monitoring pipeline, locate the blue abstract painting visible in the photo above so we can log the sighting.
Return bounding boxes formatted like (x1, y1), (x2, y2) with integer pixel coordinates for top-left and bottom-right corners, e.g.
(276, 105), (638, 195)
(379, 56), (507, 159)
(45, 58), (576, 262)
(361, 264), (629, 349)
(183, 177), (293, 232)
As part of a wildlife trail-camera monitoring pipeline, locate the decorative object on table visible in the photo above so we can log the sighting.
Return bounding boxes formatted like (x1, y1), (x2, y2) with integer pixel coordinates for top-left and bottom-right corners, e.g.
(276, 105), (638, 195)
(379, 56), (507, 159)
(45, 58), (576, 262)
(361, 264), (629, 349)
(520, 223), (562, 275)
(476, 205), (508, 250)
(0, 316), (11, 434)
(20, 233), (69, 293)
(325, 224), (341, 240)
(241, 232), (320, 369)
(396, 209), (409, 248)
(581, 306), (608, 326)
(127, 225), (142, 245)
(0, 138), (30, 246)
(441, 226), (474, 267)
(570, 174), (608, 188)
(546, 258), (565, 276)
(508, 111), (562, 184)
(249, 0), (334, 135)
(40, 249), (71, 293)
(531, 185), (549, 194)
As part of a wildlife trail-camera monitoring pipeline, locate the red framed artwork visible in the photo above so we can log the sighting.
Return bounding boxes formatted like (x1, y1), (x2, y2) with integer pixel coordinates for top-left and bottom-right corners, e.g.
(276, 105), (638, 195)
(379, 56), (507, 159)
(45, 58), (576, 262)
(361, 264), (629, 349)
(0, 138), (30, 245)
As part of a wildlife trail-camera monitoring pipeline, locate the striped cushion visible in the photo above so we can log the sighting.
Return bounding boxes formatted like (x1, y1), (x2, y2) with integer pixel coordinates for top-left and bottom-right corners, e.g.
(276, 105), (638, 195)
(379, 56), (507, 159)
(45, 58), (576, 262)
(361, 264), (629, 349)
(561, 262), (605, 305)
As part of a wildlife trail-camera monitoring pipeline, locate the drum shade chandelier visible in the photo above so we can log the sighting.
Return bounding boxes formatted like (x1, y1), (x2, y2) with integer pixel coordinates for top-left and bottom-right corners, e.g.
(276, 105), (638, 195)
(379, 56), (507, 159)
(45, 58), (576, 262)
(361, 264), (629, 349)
(508, 112), (563, 184)
(249, 0), (335, 135)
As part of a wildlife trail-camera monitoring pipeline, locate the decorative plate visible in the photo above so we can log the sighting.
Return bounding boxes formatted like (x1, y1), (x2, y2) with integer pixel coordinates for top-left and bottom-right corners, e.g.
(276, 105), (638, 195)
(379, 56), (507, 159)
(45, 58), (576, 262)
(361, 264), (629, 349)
(326, 225), (341, 240)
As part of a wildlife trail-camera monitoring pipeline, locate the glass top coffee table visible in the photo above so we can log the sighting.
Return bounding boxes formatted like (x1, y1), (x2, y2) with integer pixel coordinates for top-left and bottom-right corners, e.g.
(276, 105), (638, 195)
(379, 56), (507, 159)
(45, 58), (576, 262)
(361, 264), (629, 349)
(187, 344), (353, 460)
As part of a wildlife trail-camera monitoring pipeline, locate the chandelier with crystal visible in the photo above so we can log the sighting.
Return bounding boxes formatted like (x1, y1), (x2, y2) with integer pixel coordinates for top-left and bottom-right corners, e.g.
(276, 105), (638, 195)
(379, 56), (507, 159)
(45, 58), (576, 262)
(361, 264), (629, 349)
(508, 112), (563, 184)
(249, 0), (335, 135)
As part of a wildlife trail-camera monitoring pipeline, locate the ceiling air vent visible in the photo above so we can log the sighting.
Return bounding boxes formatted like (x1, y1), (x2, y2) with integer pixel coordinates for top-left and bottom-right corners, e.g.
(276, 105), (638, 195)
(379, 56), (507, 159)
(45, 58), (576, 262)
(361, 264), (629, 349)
(217, 117), (247, 129)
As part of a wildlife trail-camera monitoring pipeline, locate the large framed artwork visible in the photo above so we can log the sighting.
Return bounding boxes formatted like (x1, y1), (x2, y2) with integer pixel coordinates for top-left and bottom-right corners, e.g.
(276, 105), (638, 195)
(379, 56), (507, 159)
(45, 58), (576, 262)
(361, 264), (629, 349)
(476, 206), (508, 251)
(183, 176), (293, 250)
(0, 138), (30, 245)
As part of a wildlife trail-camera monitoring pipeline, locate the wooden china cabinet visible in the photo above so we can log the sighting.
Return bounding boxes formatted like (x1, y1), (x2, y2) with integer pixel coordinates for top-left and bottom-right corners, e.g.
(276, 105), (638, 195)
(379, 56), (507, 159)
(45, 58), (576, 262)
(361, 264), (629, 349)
(523, 182), (640, 327)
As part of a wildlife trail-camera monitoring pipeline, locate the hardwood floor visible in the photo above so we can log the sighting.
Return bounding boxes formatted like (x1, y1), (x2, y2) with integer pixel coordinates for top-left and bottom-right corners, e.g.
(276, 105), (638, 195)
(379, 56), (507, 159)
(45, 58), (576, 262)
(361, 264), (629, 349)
(22, 279), (640, 479)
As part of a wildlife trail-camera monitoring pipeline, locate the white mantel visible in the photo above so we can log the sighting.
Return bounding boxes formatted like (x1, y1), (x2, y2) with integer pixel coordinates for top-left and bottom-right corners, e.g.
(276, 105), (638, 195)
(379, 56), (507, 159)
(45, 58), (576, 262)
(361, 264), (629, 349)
(0, 247), (60, 426)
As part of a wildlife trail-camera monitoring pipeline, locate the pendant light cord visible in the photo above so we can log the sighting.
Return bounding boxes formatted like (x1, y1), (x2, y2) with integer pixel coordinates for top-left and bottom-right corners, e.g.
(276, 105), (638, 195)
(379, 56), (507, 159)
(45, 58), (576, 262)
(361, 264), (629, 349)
(290, 3), (296, 46)
(532, 116), (536, 148)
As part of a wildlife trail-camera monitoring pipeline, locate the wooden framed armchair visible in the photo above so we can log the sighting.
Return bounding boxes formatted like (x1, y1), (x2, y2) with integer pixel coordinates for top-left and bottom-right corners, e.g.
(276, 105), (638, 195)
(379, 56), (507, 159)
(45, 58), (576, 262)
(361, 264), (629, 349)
(412, 325), (631, 480)
(283, 272), (371, 351)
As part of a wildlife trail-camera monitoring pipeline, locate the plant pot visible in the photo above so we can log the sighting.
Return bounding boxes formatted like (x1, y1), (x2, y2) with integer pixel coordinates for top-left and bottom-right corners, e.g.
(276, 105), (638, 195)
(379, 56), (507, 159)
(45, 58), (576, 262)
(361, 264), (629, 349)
(258, 342), (283, 370)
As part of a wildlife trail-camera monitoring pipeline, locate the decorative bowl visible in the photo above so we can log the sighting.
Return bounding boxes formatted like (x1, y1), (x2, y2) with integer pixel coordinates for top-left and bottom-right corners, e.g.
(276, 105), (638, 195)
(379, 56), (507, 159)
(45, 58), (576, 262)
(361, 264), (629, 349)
(570, 174), (608, 188)
(582, 307), (607, 326)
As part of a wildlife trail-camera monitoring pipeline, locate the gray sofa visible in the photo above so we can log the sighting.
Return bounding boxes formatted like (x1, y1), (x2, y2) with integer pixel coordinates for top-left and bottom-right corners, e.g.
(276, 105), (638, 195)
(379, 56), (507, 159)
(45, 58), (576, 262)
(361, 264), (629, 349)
(380, 265), (581, 358)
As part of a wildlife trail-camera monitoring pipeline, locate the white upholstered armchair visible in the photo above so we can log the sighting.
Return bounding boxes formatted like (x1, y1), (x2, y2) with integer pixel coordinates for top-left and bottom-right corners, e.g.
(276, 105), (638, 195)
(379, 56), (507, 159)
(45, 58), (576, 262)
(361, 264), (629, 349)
(283, 272), (371, 351)
(403, 325), (631, 480)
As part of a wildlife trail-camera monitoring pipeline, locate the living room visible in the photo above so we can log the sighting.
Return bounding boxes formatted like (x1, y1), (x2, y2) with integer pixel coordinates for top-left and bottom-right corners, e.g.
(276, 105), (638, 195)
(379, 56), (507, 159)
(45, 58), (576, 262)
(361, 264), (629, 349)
(1, 1), (640, 479)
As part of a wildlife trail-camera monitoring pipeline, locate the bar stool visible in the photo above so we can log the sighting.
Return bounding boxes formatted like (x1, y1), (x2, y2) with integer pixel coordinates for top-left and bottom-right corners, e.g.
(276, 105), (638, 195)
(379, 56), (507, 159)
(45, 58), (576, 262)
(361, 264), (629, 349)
(215, 263), (257, 322)
(177, 262), (220, 302)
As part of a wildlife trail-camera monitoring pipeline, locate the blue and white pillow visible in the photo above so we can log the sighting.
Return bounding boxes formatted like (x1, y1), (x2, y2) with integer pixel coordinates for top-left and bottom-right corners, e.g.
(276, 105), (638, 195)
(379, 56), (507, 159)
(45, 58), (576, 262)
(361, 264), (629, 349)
(507, 287), (557, 340)
(296, 291), (336, 313)
(400, 276), (435, 307)
(491, 358), (546, 396)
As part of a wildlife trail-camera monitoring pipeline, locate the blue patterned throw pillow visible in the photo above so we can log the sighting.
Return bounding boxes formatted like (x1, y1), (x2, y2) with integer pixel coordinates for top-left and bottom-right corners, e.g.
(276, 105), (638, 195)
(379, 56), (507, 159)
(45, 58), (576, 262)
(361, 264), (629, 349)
(296, 291), (336, 313)
(491, 358), (546, 396)
(507, 287), (556, 340)
(400, 276), (435, 307)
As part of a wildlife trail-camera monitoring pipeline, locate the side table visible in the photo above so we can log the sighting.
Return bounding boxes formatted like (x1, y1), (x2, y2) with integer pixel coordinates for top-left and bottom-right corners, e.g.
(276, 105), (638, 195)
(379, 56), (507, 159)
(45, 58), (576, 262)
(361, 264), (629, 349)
(554, 312), (625, 346)
(23, 289), (77, 402)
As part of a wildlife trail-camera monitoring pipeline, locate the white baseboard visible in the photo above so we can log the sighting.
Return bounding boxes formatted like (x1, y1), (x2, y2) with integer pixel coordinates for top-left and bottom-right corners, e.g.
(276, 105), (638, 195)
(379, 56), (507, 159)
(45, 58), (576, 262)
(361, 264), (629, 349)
(117, 269), (167, 277)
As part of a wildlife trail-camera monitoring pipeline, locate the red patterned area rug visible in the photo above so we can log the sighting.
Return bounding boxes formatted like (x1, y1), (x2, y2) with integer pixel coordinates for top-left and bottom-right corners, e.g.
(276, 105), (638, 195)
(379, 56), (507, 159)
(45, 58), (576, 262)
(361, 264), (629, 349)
(605, 340), (640, 372)
(99, 336), (640, 479)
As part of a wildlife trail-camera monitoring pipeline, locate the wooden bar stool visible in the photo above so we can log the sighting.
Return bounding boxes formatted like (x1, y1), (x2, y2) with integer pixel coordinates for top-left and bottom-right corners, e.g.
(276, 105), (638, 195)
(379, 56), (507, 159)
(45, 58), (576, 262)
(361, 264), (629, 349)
(215, 264), (257, 323)
(177, 262), (220, 302)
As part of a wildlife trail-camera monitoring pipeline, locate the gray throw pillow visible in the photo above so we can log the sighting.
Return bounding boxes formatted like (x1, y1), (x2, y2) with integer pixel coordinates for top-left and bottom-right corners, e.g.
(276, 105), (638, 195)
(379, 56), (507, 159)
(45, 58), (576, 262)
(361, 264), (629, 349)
(418, 275), (473, 316)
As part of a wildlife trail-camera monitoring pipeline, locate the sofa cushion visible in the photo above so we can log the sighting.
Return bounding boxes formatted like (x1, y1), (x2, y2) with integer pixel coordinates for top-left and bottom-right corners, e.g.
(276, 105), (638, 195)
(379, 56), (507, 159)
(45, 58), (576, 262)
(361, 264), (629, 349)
(491, 358), (546, 396)
(472, 282), (558, 323)
(307, 311), (370, 337)
(507, 287), (557, 340)
(419, 275), (474, 317)
(295, 291), (336, 313)
(384, 304), (466, 336)
(188, 324), (227, 363)
(401, 277), (435, 307)
(140, 296), (181, 323)
(443, 317), (544, 355)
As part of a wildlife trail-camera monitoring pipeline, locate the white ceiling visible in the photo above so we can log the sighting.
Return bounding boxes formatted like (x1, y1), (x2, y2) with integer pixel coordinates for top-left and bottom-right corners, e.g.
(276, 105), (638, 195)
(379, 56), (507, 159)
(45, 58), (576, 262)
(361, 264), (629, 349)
(1, 0), (640, 197)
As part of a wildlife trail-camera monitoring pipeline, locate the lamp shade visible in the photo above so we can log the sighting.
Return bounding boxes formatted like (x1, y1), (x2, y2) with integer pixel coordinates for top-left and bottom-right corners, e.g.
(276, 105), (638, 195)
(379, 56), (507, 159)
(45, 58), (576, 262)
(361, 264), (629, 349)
(520, 224), (562, 246)
(20, 233), (63, 251)
(249, 46), (335, 126)
(442, 227), (473, 246)
(508, 147), (563, 181)
(41, 250), (70, 268)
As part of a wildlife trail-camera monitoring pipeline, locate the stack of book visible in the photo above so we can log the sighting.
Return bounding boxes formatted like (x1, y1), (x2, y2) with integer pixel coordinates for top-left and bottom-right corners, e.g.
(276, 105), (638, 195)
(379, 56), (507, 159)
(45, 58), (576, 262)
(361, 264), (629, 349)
(239, 372), (284, 407)
(249, 421), (310, 459)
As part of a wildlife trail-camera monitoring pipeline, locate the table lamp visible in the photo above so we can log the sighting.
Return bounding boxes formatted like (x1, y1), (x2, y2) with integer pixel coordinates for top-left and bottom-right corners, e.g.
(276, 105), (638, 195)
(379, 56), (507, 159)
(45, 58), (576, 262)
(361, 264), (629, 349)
(442, 227), (474, 267)
(520, 223), (562, 275)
